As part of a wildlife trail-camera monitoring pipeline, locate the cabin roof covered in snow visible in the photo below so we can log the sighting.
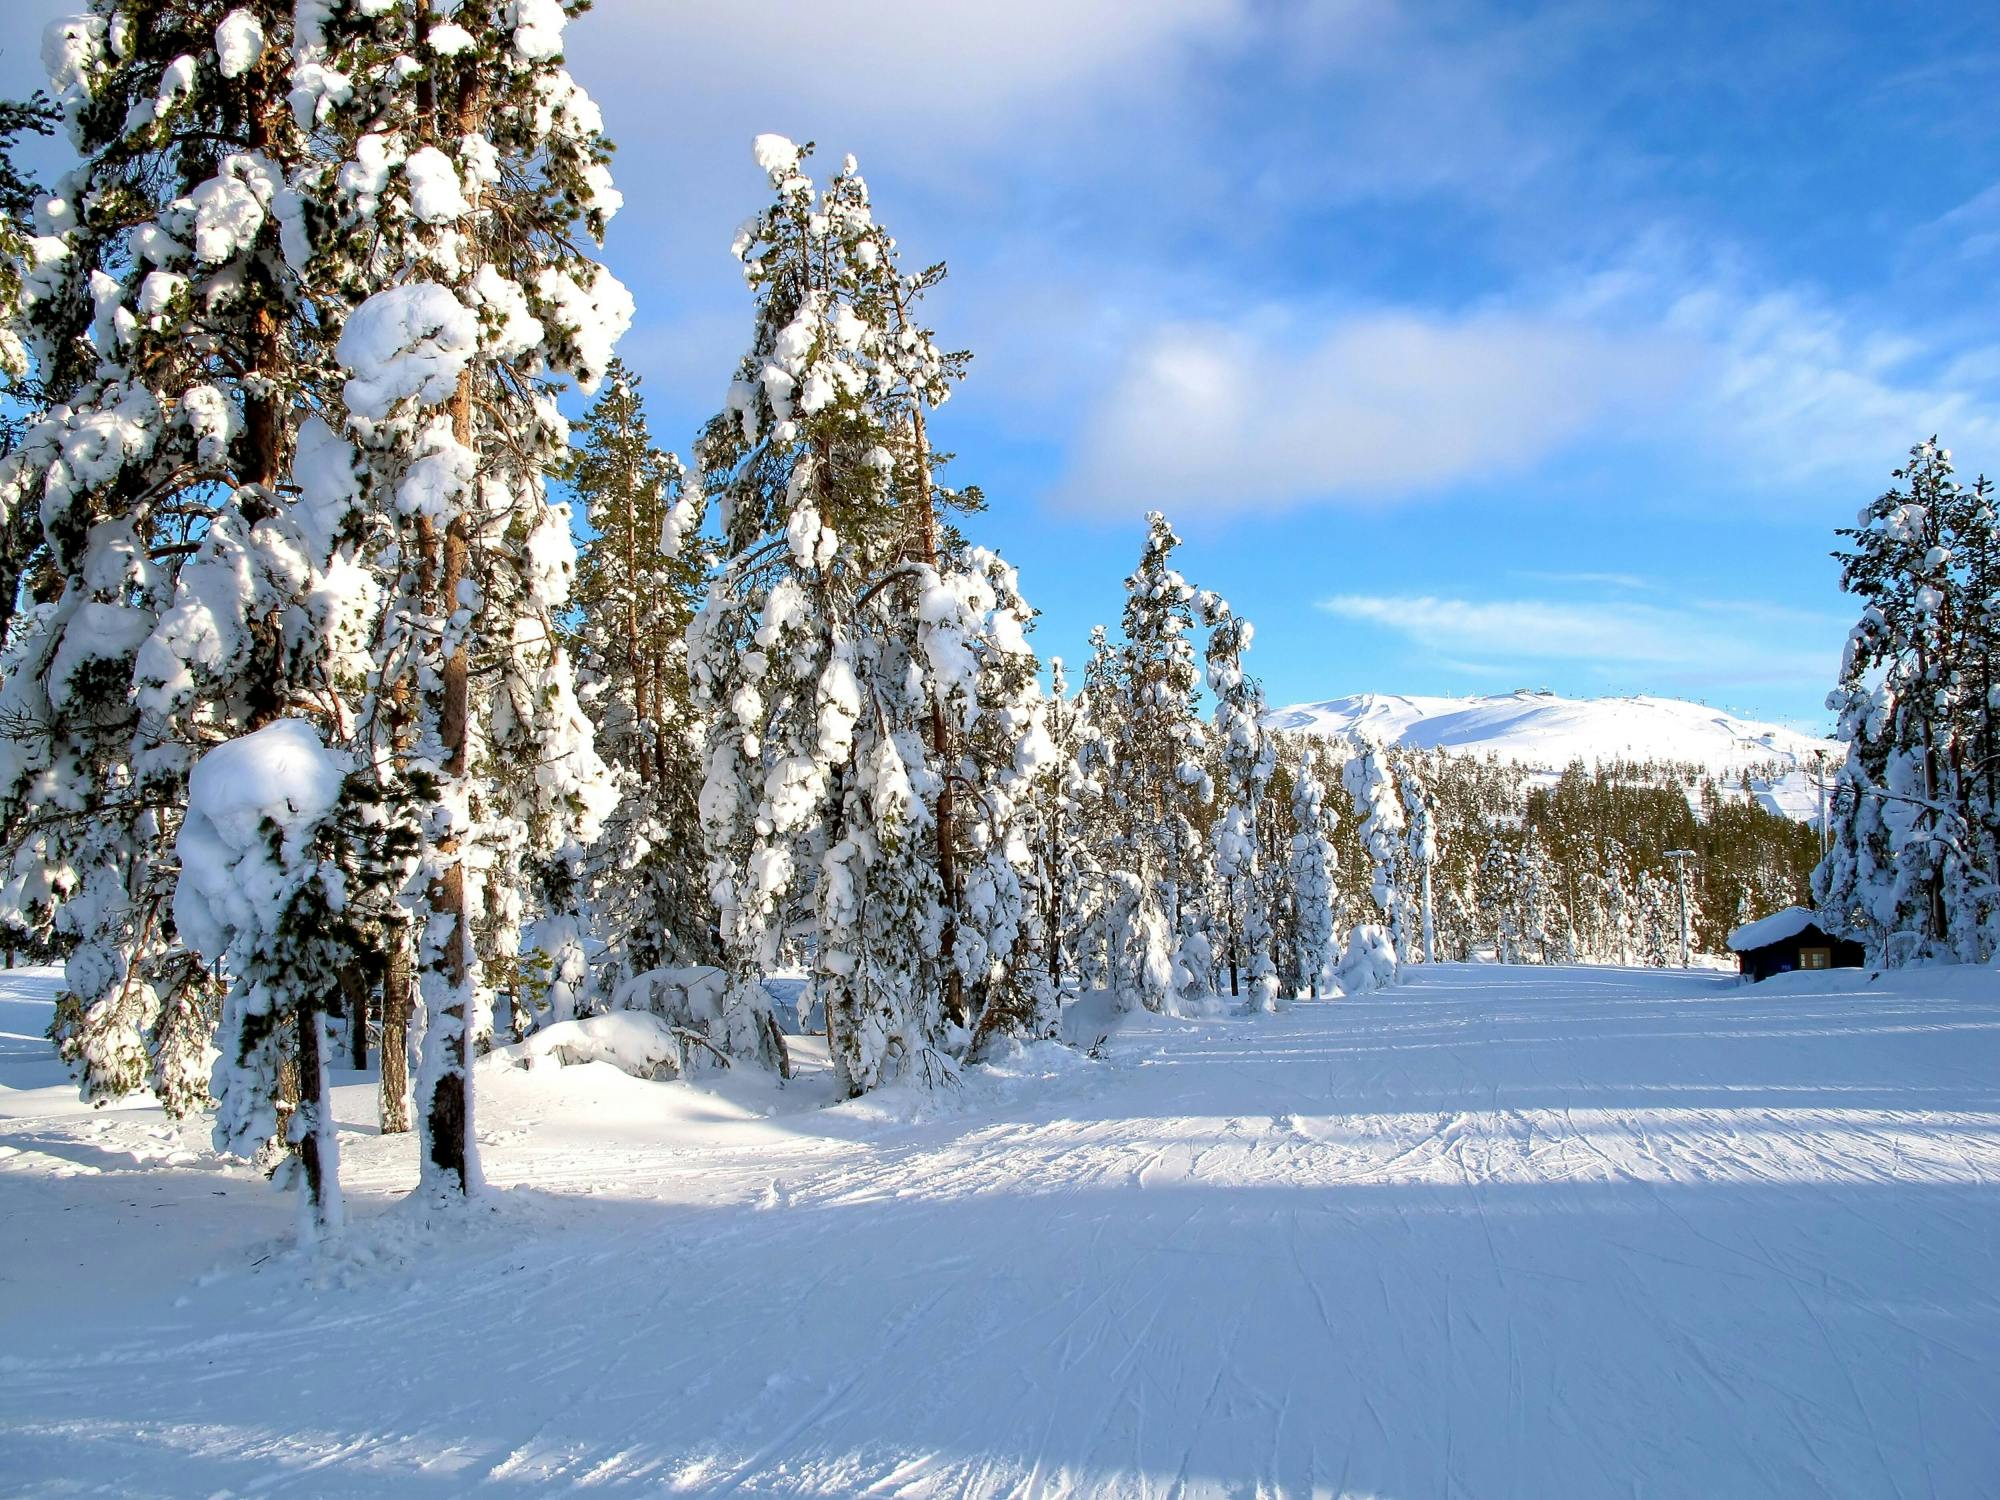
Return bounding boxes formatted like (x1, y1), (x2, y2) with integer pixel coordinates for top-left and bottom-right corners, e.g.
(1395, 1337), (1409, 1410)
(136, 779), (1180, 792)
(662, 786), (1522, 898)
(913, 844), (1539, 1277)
(1726, 906), (1826, 952)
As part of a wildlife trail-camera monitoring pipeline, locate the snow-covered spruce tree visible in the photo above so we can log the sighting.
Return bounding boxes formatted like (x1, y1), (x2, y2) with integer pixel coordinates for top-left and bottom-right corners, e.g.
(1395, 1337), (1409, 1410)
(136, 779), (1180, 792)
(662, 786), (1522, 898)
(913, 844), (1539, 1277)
(1342, 737), (1407, 960)
(1201, 594), (1279, 1008)
(1284, 762), (1337, 998)
(299, 0), (622, 1194)
(1113, 513), (1214, 1013)
(1402, 768), (1437, 964)
(690, 139), (1024, 1094)
(1028, 656), (1096, 997)
(0, 1), (355, 1117)
(563, 359), (715, 1001)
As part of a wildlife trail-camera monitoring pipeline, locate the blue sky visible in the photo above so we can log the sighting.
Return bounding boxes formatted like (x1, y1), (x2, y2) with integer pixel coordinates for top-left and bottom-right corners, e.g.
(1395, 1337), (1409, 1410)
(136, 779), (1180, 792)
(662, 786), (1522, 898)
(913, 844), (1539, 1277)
(9, 1), (1999, 731)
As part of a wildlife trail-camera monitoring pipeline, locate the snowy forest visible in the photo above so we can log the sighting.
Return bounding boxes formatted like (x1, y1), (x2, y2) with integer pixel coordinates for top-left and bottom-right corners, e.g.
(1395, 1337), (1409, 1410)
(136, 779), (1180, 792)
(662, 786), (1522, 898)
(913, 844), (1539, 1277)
(0, 0), (1993, 1255)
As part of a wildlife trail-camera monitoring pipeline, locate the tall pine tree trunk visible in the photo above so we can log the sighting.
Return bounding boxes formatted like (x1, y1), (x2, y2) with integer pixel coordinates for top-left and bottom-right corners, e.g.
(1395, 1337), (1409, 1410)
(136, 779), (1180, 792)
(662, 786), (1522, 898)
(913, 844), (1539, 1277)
(413, 43), (485, 1194)
(421, 480), (476, 1191)
(380, 937), (412, 1134)
(903, 398), (964, 1026)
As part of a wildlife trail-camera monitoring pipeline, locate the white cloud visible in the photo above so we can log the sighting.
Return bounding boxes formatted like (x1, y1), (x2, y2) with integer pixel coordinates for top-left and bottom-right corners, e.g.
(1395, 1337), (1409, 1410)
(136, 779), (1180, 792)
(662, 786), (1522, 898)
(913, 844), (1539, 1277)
(568, 1), (1246, 139)
(1515, 569), (1656, 591)
(1317, 592), (1839, 690)
(1052, 310), (1678, 516)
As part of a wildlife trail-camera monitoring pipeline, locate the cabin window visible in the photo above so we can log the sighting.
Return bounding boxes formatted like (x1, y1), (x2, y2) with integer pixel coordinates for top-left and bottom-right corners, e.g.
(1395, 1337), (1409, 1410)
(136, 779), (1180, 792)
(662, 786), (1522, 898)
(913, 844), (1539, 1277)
(1800, 946), (1831, 970)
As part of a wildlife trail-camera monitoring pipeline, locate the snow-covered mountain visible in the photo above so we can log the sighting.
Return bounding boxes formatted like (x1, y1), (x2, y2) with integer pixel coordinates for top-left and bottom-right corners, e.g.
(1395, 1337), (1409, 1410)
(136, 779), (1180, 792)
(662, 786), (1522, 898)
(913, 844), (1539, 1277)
(1265, 690), (1841, 821)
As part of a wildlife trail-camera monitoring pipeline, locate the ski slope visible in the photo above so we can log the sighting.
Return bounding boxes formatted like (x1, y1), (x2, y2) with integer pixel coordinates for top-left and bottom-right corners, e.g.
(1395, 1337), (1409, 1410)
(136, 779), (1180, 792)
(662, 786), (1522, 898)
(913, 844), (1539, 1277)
(1266, 690), (1841, 821)
(3, 961), (1997, 1497)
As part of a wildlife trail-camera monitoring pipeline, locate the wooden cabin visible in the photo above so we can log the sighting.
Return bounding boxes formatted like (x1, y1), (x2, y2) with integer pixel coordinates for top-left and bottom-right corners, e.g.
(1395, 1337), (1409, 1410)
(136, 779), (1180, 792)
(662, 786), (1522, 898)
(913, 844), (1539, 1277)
(1726, 906), (1866, 982)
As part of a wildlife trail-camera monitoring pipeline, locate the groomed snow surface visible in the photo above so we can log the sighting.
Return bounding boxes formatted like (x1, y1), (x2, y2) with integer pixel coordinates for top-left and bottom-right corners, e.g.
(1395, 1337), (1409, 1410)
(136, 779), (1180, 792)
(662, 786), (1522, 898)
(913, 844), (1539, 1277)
(3, 961), (1997, 1497)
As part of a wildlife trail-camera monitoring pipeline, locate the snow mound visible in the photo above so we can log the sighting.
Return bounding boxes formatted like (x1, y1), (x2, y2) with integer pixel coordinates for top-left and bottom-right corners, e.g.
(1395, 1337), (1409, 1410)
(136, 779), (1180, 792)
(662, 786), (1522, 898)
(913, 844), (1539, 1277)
(607, 965), (788, 1075)
(1334, 923), (1399, 996)
(488, 1012), (684, 1081)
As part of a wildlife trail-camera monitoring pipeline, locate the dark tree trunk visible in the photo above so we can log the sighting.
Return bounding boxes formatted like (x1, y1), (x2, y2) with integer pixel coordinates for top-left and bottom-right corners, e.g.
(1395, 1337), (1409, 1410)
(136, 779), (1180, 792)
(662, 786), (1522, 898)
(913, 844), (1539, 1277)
(340, 964), (368, 1071)
(293, 1000), (331, 1221)
(379, 938), (412, 1134)
(422, 505), (474, 1190)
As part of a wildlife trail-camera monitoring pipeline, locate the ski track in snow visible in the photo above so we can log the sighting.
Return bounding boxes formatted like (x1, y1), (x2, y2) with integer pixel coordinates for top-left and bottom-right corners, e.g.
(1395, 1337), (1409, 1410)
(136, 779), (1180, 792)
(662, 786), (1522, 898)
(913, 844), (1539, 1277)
(2, 963), (1997, 1497)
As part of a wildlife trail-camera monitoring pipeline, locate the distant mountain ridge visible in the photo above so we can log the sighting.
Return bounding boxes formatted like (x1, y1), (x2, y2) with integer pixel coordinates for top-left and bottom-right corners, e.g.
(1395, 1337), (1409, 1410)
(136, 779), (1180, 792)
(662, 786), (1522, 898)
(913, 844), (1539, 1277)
(1264, 690), (1841, 822)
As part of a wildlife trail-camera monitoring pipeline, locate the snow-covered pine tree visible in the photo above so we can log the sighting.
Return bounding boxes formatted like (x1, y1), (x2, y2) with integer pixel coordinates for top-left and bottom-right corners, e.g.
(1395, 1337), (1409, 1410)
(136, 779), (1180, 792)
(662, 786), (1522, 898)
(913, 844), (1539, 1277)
(1953, 474), (2000, 951)
(689, 138), (1021, 1093)
(1029, 656), (1095, 997)
(564, 360), (715, 1001)
(1284, 762), (1337, 998)
(1819, 442), (1956, 962)
(0, 91), (58, 649)
(1342, 737), (1407, 955)
(1519, 832), (1552, 963)
(1636, 869), (1675, 966)
(1596, 839), (1633, 964)
(1438, 880), (1477, 962)
(1201, 594), (1278, 1008)
(1402, 768), (1437, 964)
(1477, 841), (1519, 963)
(300, 0), (623, 1194)
(0, 1), (350, 1118)
(1113, 513), (1214, 1013)
(177, 719), (414, 1238)
(1072, 625), (1130, 997)
(1818, 441), (1997, 963)
(946, 552), (1058, 1055)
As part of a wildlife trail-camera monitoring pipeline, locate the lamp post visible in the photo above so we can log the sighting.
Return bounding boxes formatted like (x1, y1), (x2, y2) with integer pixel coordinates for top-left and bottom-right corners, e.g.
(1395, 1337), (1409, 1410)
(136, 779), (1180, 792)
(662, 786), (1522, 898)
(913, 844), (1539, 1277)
(1808, 750), (1832, 858)
(1664, 849), (1696, 969)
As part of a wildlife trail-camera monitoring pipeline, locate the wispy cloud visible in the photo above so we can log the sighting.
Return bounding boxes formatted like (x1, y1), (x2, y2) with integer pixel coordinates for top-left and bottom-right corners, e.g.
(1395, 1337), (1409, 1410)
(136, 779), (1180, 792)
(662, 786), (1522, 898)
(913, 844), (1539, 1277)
(1515, 569), (1656, 592)
(1316, 592), (1837, 692)
(1674, 287), (2000, 480)
(1560, 234), (2000, 486)
(1912, 181), (2000, 264)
